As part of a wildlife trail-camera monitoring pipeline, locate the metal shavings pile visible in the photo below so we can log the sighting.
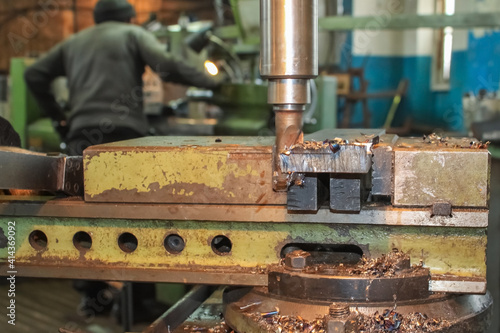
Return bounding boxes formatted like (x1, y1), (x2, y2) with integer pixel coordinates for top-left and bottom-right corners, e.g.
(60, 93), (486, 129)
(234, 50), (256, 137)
(347, 249), (414, 277)
(244, 309), (448, 333)
(285, 172), (305, 187)
(183, 322), (233, 333)
(248, 311), (326, 333)
(359, 309), (403, 332)
(463, 138), (490, 149)
(282, 138), (348, 155)
(422, 133), (490, 149)
(355, 134), (380, 144)
(289, 140), (330, 150)
(422, 133), (449, 145)
(358, 309), (450, 332)
(402, 312), (450, 331)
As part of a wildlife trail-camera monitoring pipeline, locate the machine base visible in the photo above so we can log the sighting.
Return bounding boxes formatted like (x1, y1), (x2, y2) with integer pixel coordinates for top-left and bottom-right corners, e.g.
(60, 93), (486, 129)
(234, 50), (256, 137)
(224, 288), (492, 333)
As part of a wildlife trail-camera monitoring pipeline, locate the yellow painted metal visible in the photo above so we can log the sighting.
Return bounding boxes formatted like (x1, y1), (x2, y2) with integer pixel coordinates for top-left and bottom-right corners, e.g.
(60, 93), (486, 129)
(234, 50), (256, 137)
(394, 150), (490, 208)
(391, 233), (487, 277)
(0, 217), (487, 280)
(83, 136), (286, 205)
(85, 151), (259, 198)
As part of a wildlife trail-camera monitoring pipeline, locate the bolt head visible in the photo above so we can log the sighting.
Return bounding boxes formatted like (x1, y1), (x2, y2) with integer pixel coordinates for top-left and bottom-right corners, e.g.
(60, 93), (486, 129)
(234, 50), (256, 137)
(284, 250), (311, 269)
(326, 306), (359, 333)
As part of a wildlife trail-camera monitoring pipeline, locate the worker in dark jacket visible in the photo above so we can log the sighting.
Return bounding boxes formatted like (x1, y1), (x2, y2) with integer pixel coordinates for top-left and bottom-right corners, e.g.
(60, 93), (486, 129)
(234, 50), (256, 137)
(0, 116), (21, 147)
(25, 0), (217, 155)
(25, 0), (212, 323)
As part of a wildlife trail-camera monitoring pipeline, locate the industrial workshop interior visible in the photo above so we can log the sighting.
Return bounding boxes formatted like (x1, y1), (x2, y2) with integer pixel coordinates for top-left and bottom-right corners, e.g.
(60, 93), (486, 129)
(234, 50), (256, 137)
(1, 0), (500, 332)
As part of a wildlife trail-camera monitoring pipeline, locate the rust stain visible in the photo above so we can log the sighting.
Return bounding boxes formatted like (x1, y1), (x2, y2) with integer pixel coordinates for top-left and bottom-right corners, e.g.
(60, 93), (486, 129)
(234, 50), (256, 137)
(85, 181), (285, 205)
(255, 201), (268, 214)
(255, 193), (266, 204)
(84, 148), (280, 205)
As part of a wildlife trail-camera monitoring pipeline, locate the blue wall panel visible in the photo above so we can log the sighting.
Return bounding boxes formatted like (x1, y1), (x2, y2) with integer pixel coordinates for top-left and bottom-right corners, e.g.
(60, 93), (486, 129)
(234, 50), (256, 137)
(345, 30), (500, 131)
(465, 31), (500, 93)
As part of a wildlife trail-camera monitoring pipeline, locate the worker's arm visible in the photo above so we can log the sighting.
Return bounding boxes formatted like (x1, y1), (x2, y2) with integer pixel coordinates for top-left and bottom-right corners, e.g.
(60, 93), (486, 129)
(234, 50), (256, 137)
(135, 29), (218, 89)
(24, 43), (67, 124)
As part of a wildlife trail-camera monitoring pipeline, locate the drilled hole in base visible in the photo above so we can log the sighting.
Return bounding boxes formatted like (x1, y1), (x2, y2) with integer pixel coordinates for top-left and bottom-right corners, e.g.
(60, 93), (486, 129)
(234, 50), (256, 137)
(73, 231), (92, 251)
(118, 232), (138, 253)
(164, 234), (185, 254)
(211, 235), (232, 255)
(29, 230), (48, 251)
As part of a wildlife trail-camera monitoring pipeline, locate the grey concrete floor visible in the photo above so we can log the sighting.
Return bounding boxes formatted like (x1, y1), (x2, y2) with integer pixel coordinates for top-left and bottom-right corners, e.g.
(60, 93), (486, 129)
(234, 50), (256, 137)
(487, 157), (500, 333)
(0, 279), (147, 333)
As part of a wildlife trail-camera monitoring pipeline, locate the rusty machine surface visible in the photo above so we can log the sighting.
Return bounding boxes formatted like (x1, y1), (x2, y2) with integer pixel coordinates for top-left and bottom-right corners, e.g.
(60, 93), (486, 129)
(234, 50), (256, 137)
(0, 0), (493, 332)
(0, 130), (492, 332)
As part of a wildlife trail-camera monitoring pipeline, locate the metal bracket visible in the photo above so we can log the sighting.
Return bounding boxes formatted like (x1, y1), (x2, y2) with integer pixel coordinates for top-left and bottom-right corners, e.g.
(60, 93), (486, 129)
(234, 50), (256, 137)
(0, 148), (83, 196)
(432, 201), (452, 217)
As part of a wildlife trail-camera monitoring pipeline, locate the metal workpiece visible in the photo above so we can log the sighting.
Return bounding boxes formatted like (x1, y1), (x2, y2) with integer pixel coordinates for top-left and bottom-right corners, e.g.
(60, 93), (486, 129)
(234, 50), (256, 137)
(279, 129), (379, 174)
(305, 129), (385, 143)
(224, 288), (492, 333)
(280, 144), (372, 174)
(260, 0), (318, 79)
(0, 147), (83, 196)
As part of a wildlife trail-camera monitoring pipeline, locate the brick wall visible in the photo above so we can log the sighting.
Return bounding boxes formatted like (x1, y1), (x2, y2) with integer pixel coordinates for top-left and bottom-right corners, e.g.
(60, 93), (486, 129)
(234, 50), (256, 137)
(0, 0), (216, 72)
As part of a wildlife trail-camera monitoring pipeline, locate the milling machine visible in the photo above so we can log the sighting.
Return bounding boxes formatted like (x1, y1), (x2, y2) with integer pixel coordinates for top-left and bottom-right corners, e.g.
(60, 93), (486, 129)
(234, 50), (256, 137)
(0, 0), (493, 332)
